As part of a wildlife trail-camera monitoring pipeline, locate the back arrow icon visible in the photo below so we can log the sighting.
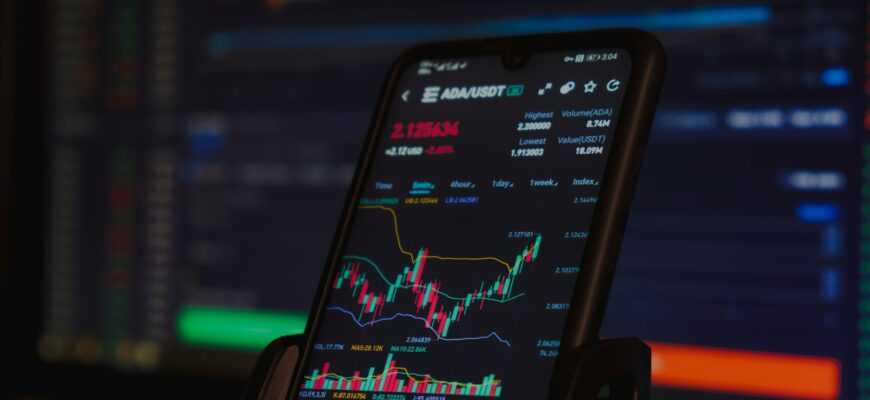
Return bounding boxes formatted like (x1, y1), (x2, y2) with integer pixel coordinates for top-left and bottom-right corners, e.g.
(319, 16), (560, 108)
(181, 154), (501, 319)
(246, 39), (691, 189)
(401, 90), (411, 102)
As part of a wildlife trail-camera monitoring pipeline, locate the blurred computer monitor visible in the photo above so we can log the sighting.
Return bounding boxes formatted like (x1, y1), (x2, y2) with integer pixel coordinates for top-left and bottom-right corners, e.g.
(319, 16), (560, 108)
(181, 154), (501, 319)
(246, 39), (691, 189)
(36, 1), (861, 398)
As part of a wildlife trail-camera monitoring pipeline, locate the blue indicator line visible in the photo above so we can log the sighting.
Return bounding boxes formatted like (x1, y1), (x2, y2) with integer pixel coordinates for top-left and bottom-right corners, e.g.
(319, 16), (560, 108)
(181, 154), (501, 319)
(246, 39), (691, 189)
(209, 5), (770, 57)
(820, 67), (850, 87)
(476, 6), (771, 33)
(797, 203), (839, 223)
(327, 306), (512, 347)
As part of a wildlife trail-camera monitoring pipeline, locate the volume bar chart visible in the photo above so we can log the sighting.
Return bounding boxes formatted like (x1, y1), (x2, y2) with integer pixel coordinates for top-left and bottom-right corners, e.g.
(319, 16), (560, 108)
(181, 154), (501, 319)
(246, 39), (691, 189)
(303, 353), (503, 397)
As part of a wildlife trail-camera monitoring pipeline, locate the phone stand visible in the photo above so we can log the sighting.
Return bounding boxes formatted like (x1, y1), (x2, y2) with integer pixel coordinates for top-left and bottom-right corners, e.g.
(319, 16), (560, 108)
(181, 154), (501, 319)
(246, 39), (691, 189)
(548, 337), (650, 400)
(242, 334), (306, 400)
(242, 335), (650, 400)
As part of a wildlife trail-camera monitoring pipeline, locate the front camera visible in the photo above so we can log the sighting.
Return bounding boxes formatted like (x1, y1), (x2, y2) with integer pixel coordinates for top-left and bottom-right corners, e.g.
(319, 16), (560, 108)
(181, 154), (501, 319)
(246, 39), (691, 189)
(503, 51), (529, 70)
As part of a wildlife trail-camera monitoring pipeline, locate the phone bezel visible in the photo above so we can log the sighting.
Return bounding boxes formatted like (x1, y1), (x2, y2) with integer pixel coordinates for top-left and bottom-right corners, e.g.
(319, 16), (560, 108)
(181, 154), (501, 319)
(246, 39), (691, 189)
(290, 28), (665, 399)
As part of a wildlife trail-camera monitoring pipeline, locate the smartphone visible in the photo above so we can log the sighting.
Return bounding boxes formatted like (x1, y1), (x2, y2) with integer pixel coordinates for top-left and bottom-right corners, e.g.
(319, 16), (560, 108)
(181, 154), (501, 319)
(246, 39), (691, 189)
(291, 29), (664, 400)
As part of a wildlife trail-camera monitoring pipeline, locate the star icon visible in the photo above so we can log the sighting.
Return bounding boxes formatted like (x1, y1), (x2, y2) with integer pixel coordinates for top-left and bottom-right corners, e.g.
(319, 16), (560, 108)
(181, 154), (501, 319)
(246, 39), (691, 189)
(583, 80), (597, 93)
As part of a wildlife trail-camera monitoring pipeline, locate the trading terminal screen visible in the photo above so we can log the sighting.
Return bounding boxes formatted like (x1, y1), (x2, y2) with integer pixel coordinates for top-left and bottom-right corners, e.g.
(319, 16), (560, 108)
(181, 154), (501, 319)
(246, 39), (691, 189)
(294, 51), (631, 400)
(40, 1), (865, 399)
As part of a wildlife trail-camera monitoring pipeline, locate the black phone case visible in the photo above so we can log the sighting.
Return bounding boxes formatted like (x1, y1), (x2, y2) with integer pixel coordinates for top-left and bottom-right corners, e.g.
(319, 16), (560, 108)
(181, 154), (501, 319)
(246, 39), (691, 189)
(289, 28), (665, 400)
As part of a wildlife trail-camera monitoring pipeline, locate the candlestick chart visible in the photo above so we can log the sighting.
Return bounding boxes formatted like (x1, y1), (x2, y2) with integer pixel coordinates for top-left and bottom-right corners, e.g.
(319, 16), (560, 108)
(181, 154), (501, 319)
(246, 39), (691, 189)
(327, 205), (542, 346)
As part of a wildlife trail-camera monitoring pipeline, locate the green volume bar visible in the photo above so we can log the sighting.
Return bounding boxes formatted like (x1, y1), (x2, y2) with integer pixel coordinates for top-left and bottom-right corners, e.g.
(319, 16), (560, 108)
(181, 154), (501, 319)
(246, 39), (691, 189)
(177, 306), (307, 350)
(303, 353), (503, 396)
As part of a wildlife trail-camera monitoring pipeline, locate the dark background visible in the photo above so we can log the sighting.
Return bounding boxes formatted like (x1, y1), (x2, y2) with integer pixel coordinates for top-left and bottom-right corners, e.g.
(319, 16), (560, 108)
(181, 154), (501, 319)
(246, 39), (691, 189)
(4, 1), (865, 399)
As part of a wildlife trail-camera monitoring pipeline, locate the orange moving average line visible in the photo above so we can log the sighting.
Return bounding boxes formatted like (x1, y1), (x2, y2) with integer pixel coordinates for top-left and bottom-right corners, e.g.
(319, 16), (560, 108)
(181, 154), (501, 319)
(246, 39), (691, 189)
(356, 205), (515, 273)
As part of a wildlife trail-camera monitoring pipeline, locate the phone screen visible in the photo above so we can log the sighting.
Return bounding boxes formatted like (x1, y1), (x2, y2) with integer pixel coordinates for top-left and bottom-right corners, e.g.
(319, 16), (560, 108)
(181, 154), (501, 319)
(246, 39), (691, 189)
(293, 48), (632, 400)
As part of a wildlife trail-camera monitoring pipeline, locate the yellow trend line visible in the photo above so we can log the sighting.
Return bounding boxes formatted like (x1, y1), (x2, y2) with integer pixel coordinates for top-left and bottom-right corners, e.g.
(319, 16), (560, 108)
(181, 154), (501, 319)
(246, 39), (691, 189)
(307, 367), (501, 387)
(357, 205), (514, 273)
(358, 205), (416, 261)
